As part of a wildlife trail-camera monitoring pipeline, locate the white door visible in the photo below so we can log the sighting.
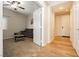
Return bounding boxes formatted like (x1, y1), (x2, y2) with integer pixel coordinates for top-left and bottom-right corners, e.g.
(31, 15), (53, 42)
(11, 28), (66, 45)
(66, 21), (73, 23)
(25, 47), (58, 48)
(61, 15), (70, 36)
(33, 8), (42, 46)
(55, 15), (70, 36)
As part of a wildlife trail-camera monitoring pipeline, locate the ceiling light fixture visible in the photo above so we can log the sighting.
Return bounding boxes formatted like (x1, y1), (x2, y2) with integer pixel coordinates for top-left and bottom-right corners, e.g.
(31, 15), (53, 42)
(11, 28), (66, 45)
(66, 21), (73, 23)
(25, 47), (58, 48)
(59, 7), (64, 10)
(11, 3), (17, 8)
(65, 9), (69, 12)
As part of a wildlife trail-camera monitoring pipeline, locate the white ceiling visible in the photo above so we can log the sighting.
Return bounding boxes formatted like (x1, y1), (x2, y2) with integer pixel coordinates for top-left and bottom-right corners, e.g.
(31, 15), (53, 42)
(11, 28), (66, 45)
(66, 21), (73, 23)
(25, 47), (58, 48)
(3, 1), (41, 16)
(46, 1), (67, 6)
(3, 1), (73, 16)
(47, 1), (73, 15)
(54, 2), (72, 15)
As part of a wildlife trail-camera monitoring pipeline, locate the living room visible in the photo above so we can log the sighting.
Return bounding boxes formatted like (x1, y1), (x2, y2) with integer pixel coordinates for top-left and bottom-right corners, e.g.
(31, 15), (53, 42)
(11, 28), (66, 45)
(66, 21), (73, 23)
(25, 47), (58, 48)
(3, 1), (42, 56)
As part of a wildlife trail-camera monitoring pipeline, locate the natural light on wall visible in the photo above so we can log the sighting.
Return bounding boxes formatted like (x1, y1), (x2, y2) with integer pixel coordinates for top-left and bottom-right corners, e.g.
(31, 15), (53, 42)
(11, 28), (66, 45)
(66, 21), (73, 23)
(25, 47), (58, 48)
(3, 16), (7, 30)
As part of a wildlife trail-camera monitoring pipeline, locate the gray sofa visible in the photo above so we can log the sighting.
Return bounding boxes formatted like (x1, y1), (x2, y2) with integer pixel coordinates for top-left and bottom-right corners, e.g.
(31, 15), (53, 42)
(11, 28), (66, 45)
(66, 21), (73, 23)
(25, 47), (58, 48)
(21, 29), (33, 38)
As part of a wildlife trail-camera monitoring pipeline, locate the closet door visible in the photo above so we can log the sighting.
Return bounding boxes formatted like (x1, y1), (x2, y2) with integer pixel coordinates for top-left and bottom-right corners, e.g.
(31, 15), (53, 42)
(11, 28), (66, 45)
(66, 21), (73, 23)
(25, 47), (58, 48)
(33, 8), (42, 46)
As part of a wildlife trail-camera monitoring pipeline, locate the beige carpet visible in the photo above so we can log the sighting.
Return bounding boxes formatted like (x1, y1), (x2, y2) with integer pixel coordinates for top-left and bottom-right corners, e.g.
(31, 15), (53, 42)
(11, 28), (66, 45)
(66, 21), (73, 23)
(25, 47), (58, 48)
(3, 37), (78, 57)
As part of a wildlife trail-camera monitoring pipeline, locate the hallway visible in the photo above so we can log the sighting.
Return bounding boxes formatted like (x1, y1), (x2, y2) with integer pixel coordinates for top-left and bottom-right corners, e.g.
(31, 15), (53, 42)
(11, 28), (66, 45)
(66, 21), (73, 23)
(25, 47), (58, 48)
(44, 36), (78, 56)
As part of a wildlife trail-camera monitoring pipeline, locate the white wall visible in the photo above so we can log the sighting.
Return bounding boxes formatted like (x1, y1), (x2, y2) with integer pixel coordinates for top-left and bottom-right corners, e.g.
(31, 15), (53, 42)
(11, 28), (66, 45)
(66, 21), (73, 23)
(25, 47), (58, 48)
(47, 6), (55, 45)
(55, 14), (70, 36)
(33, 8), (42, 46)
(3, 8), (27, 39)
(48, 6), (55, 43)
(70, 2), (79, 56)
(42, 5), (49, 46)
(42, 4), (55, 46)
(0, 1), (3, 56)
(25, 14), (33, 29)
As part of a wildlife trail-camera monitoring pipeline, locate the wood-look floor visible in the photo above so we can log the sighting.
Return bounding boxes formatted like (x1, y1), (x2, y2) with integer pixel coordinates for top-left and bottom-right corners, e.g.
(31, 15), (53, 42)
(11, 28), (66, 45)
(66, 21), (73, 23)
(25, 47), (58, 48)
(3, 36), (78, 57)
(43, 36), (78, 57)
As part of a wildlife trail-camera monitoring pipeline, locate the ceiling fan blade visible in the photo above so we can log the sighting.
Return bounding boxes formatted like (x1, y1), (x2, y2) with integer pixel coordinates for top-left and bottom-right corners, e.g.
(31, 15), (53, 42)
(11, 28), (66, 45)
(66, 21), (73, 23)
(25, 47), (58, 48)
(3, 4), (10, 6)
(18, 6), (25, 9)
(7, 1), (11, 3)
(7, 1), (15, 4)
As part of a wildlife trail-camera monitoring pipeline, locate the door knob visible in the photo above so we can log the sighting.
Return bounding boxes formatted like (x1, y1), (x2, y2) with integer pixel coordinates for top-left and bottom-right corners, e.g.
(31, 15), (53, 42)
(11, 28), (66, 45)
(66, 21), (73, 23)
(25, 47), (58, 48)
(62, 26), (64, 29)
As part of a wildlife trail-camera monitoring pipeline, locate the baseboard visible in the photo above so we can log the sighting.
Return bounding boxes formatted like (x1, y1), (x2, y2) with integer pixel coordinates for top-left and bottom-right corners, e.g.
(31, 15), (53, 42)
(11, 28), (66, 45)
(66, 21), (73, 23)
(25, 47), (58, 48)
(42, 41), (49, 47)
(62, 36), (70, 38)
(70, 38), (79, 56)
(74, 47), (79, 56)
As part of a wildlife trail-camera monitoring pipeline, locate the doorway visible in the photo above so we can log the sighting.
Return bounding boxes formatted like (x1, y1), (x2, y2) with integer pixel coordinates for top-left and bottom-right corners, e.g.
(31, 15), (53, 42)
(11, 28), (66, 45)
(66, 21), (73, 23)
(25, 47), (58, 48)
(3, 1), (42, 57)
(54, 14), (70, 37)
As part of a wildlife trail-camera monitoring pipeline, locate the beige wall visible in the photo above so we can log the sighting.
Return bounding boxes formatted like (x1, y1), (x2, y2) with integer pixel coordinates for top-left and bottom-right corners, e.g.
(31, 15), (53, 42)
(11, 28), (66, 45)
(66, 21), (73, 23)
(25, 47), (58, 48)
(3, 8), (27, 39)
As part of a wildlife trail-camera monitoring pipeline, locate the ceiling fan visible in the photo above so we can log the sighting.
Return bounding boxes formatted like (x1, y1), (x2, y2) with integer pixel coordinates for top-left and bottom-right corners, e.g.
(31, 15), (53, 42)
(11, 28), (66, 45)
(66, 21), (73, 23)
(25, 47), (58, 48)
(3, 1), (25, 10)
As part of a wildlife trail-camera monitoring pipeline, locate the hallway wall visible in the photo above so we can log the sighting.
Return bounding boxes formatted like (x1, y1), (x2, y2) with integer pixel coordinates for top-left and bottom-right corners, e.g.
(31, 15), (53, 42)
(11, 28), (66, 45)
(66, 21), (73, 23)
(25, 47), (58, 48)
(42, 5), (55, 46)
(49, 7), (55, 43)
(42, 5), (49, 46)
(70, 2), (79, 56)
